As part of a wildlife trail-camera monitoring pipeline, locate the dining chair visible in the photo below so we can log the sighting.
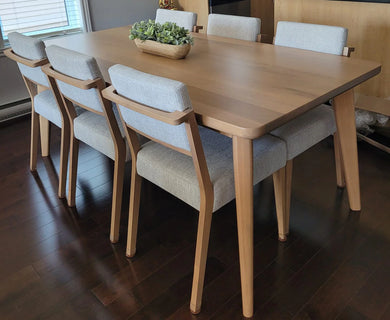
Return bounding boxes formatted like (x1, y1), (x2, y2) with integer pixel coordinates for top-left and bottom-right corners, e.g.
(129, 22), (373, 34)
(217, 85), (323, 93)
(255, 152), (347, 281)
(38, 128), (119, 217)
(102, 64), (287, 314)
(207, 13), (261, 42)
(43, 45), (130, 243)
(155, 8), (202, 32)
(4, 32), (72, 199)
(271, 21), (352, 241)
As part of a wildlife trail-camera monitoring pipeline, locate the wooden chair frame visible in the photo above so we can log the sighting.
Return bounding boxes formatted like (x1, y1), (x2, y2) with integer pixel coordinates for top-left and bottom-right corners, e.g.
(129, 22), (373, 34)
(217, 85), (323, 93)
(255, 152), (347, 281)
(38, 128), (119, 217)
(42, 65), (127, 243)
(102, 85), (214, 314)
(193, 25), (204, 33)
(3, 49), (70, 199)
(273, 45), (355, 241)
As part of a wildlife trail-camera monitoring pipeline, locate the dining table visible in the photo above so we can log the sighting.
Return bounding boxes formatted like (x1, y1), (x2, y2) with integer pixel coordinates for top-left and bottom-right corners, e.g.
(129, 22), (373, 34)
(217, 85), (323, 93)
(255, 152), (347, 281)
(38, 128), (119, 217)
(46, 26), (381, 318)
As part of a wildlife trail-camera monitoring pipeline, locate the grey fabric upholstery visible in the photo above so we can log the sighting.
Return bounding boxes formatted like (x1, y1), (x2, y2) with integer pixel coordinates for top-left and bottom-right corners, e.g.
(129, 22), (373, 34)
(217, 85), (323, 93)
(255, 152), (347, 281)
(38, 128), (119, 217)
(274, 21), (348, 55)
(74, 105), (130, 161)
(7, 32), (46, 60)
(155, 8), (197, 31)
(108, 64), (192, 151)
(17, 63), (49, 87)
(46, 46), (130, 161)
(7, 32), (49, 87)
(34, 90), (85, 128)
(271, 105), (336, 160)
(137, 126), (286, 212)
(34, 90), (62, 127)
(46, 45), (104, 112)
(207, 14), (261, 42)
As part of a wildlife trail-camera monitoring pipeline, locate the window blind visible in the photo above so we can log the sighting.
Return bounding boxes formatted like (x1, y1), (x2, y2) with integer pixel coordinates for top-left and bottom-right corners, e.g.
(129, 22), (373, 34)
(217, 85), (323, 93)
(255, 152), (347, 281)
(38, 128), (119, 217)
(0, 0), (83, 39)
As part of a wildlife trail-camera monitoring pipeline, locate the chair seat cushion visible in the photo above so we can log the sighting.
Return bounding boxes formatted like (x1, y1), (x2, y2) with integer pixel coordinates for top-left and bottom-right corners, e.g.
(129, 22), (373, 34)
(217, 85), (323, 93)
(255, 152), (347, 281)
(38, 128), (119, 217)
(137, 126), (286, 212)
(271, 104), (336, 160)
(73, 105), (130, 161)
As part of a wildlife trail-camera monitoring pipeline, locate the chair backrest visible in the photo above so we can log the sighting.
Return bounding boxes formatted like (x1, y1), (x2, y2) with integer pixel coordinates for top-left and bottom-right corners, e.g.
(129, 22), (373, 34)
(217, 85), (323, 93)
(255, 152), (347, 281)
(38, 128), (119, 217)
(155, 8), (197, 31)
(274, 21), (348, 55)
(107, 64), (193, 152)
(207, 14), (261, 42)
(7, 32), (49, 87)
(45, 45), (104, 113)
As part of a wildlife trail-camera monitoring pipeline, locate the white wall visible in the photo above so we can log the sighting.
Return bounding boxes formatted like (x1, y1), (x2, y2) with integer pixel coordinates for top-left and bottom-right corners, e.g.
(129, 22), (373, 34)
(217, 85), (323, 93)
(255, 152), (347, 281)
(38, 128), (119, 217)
(88, 0), (157, 31)
(0, 0), (157, 106)
(0, 55), (28, 105)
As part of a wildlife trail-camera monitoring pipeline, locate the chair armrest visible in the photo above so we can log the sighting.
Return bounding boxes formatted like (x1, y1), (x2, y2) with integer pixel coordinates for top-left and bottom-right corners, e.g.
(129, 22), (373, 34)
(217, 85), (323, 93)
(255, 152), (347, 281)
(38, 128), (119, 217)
(343, 46), (355, 57)
(193, 25), (204, 33)
(102, 86), (192, 126)
(4, 49), (48, 67)
(41, 64), (102, 90)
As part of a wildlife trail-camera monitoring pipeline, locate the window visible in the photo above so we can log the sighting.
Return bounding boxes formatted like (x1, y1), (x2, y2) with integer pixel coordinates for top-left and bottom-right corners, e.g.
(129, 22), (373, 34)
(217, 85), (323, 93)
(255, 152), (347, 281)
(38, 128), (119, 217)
(0, 0), (91, 50)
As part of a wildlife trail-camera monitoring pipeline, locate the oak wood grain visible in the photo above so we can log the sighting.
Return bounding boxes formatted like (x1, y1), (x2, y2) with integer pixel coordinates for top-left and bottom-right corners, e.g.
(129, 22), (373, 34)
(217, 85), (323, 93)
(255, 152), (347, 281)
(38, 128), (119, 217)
(45, 26), (381, 140)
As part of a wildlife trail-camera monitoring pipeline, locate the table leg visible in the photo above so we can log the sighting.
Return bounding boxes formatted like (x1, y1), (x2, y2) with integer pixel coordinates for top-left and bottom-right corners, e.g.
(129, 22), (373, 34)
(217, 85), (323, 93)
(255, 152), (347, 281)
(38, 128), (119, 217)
(333, 89), (361, 211)
(233, 136), (254, 318)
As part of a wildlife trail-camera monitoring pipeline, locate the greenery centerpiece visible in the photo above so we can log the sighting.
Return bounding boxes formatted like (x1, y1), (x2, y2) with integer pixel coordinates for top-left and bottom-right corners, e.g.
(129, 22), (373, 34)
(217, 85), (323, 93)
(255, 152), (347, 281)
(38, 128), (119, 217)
(130, 20), (194, 59)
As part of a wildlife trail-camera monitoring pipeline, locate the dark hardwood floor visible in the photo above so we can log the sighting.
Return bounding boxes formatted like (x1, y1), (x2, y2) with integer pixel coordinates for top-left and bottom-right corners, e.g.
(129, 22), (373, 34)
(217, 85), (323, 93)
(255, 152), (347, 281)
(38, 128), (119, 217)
(0, 116), (389, 320)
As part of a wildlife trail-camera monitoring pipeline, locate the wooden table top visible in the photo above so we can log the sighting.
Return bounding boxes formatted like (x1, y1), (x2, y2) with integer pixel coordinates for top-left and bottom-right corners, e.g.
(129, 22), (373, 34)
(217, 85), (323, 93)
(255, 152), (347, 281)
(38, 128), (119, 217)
(46, 26), (381, 139)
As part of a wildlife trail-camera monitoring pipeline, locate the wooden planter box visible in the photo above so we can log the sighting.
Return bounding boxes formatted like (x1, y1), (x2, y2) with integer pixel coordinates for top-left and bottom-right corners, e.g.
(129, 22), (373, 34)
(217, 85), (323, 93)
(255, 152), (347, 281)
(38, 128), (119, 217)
(134, 39), (191, 59)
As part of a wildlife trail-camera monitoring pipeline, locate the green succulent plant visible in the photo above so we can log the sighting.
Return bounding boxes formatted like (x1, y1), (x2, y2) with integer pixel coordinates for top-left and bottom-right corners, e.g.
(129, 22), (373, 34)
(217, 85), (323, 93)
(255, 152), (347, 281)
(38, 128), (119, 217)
(130, 20), (194, 46)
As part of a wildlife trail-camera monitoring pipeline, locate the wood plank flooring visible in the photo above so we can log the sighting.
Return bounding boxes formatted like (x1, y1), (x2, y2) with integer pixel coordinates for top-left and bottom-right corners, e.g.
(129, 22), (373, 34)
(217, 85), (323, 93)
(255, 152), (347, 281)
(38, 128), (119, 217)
(0, 116), (389, 320)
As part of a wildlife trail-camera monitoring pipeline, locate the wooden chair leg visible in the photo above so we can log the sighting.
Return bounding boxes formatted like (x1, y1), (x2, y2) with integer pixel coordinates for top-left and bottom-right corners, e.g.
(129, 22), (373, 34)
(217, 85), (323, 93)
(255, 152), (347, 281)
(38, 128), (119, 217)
(272, 159), (293, 242)
(333, 132), (346, 188)
(36, 86), (51, 158)
(190, 200), (213, 315)
(30, 111), (40, 172)
(273, 166), (287, 242)
(126, 167), (142, 257)
(67, 135), (79, 207)
(285, 159), (293, 236)
(110, 154), (126, 243)
(58, 123), (70, 199)
(39, 115), (50, 157)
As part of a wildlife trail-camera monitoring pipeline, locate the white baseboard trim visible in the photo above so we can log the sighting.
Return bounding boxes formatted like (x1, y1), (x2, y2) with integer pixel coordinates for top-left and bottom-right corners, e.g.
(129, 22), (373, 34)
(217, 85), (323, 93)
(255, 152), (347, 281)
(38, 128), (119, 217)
(0, 101), (31, 123)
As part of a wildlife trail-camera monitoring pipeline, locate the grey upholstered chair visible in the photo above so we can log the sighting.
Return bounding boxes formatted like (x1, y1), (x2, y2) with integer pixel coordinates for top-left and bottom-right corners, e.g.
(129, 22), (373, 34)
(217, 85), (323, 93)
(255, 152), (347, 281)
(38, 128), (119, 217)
(271, 21), (351, 240)
(207, 13), (261, 42)
(102, 64), (287, 314)
(43, 45), (130, 243)
(4, 32), (72, 199)
(155, 8), (201, 32)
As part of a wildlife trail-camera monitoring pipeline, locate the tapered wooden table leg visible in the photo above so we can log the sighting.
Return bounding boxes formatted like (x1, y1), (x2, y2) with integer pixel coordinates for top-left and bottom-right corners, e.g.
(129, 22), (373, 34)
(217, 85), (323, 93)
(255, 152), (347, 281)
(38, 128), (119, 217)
(233, 136), (254, 318)
(333, 89), (361, 211)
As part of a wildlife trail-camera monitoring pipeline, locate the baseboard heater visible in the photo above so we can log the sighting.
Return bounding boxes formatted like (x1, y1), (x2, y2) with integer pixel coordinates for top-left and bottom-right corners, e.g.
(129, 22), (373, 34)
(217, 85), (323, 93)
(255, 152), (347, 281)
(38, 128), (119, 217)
(0, 99), (31, 123)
